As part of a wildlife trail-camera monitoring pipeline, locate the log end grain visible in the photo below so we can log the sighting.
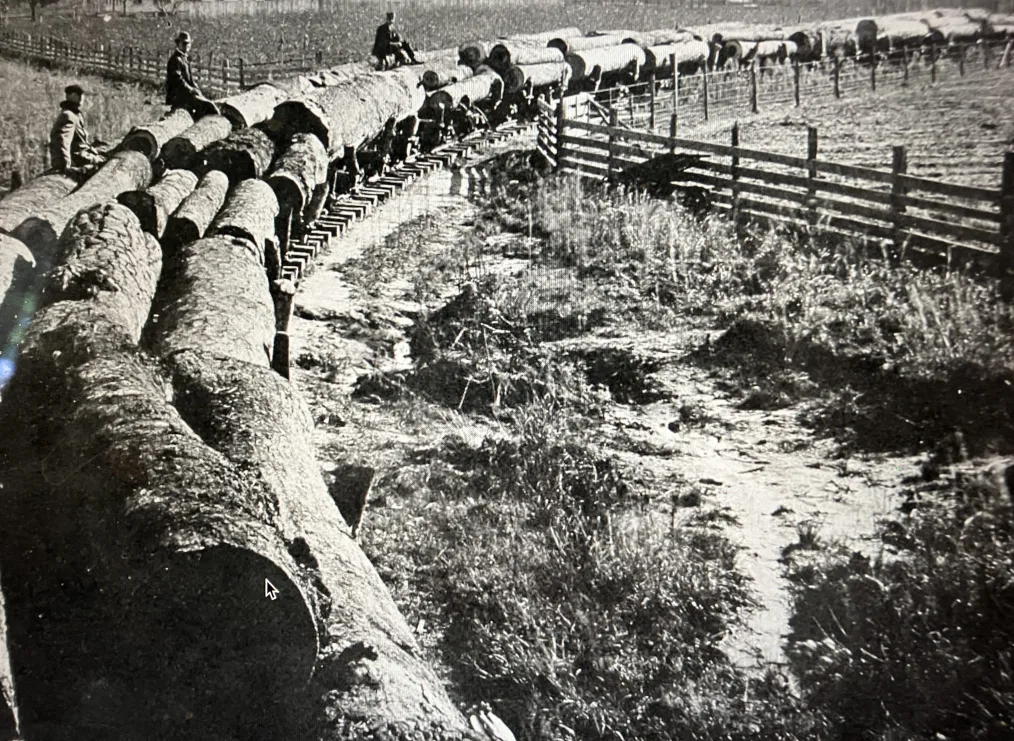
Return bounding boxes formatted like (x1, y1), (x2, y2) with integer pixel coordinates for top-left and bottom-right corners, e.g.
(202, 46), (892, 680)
(199, 127), (280, 187)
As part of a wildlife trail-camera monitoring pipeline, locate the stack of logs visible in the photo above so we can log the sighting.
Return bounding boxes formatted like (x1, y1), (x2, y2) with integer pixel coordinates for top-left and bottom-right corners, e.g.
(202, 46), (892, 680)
(0, 64), (499, 741)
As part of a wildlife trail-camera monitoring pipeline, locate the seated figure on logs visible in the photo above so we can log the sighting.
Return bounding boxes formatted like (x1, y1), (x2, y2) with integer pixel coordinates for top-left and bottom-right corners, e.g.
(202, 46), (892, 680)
(165, 31), (220, 118)
(372, 11), (421, 70)
(48, 84), (108, 180)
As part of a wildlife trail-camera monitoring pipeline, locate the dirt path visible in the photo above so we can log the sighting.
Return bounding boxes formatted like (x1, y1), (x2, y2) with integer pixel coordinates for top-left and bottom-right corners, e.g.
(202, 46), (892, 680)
(288, 158), (919, 682)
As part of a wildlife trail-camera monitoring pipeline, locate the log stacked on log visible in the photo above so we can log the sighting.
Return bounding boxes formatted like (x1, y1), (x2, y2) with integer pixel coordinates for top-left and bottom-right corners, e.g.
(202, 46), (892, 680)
(486, 41), (565, 72)
(421, 62), (475, 90)
(0, 570), (18, 741)
(505, 26), (583, 44)
(266, 133), (329, 219)
(273, 69), (426, 156)
(160, 115), (234, 170)
(641, 28), (698, 45)
(0, 173), (77, 235)
(162, 170), (230, 254)
(0, 202), (320, 738)
(120, 108), (195, 161)
(504, 61), (571, 94)
(458, 40), (492, 69)
(216, 84), (287, 129)
(566, 43), (646, 81)
(589, 28), (646, 44)
(645, 39), (711, 72)
(209, 178), (279, 256)
(199, 125), (280, 186)
(117, 169), (199, 238)
(425, 69), (504, 113)
(548, 33), (625, 54)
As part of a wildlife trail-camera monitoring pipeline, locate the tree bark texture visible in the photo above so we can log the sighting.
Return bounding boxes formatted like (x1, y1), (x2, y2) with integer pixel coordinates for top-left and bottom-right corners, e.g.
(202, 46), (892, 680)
(149, 235), (274, 368)
(117, 169), (198, 239)
(160, 115), (234, 171)
(457, 40), (491, 69)
(486, 42), (564, 74)
(216, 84), (288, 130)
(0, 173), (77, 235)
(266, 133), (329, 217)
(161, 169), (230, 254)
(421, 63), (475, 90)
(273, 69), (426, 157)
(505, 62), (571, 94)
(425, 70), (503, 114)
(547, 33), (624, 55)
(0, 571), (18, 741)
(119, 108), (195, 162)
(565, 43), (646, 81)
(160, 349), (475, 738)
(505, 26), (582, 44)
(209, 178), (279, 257)
(198, 125), (280, 186)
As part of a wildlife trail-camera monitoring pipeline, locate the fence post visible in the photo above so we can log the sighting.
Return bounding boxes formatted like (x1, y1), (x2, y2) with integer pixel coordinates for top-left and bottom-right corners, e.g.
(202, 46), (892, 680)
(890, 145), (908, 256)
(649, 70), (656, 131)
(128, 45), (133, 70)
(931, 49), (937, 83)
(555, 94), (566, 173)
(731, 123), (741, 226)
(983, 40), (991, 71)
(958, 42), (966, 76)
(669, 113), (678, 155)
(1001, 39), (1012, 69)
(903, 50), (909, 86)
(1000, 152), (1014, 272)
(608, 109), (619, 183)
(628, 88), (635, 126)
(806, 126), (818, 226)
(870, 55), (877, 92)
(793, 60), (801, 107)
(832, 55), (841, 98)
(702, 69), (710, 120)
(239, 57), (245, 88)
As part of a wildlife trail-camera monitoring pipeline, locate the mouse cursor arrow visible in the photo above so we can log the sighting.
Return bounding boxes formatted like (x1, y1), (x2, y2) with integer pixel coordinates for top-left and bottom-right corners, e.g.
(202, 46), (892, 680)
(265, 579), (280, 600)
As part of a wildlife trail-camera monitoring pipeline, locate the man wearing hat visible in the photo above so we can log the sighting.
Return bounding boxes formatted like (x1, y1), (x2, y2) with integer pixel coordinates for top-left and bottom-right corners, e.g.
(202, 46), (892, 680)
(166, 31), (218, 117)
(48, 84), (107, 179)
(372, 11), (421, 70)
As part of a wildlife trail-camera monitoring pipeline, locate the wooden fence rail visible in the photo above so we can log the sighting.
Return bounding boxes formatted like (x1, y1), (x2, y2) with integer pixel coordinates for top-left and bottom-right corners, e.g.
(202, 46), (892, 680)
(535, 96), (1013, 267)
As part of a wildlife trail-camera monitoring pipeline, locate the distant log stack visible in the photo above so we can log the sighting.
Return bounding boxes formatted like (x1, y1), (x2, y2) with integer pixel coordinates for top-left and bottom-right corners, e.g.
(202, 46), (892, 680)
(0, 568), (18, 741)
(0, 173), (77, 235)
(216, 84), (287, 129)
(161, 115), (234, 170)
(200, 125), (280, 185)
(641, 28), (697, 45)
(117, 168), (199, 238)
(505, 26), (583, 44)
(566, 43), (646, 83)
(425, 69), (504, 113)
(208, 178), (280, 257)
(162, 170), (230, 254)
(548, 33), (625, 54)
(120, 108), (195, 161)
(266, 133), (329, 222)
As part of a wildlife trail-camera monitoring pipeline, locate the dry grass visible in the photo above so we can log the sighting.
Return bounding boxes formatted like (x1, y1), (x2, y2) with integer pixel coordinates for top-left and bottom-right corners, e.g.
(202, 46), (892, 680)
(0, 59), (164, 188)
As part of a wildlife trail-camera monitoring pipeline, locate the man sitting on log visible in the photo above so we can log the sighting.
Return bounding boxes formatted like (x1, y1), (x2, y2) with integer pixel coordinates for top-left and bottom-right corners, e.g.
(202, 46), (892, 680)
(372, 11), (421, 70)
(48, 84), (107, 180)
(166, 31), (220, 118)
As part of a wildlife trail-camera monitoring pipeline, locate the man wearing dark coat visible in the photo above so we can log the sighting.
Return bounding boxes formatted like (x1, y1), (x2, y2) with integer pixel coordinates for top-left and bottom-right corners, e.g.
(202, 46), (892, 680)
(165, 31), (218, 117)
(372, 11), (421, 70)
(48, 84), (106, 179)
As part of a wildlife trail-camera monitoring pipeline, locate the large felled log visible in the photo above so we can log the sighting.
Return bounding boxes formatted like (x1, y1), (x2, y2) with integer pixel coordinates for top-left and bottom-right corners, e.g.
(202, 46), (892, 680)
(0, 173), (77, 235)
(273, 68), (426, 156)
(160, 115), (234, 171)
(209, 179), (279, 254)
(161, 169), (230, 254)
(0, 232), (34, 351)
(645, 39), (711, 72)
(421, 62), (475, 90)
(505, 26), (583, 44)
(216, 84), (287, 129)
(0, 569), (19, 741)
(486, 41), (565, 72)
(198, 125), (280, 186)
(548, 33), (625, 54)
(265, 133), (328, 217)
(504, 61), (571, 94)
(117, 169), (198, 238)
(425, 69), (504, 114)
(120, 108), (194, 161)
(566, 43), (646, 81)
(150, 235), (275, 368)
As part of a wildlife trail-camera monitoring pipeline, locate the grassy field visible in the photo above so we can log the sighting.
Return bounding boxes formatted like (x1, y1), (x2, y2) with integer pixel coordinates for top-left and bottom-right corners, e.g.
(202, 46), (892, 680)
(0, 59), (164, 188)
(8, 0), (924, 65)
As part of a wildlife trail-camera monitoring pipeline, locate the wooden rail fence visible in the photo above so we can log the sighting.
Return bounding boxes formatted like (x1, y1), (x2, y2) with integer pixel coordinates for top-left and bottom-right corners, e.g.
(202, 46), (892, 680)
(535, 97), (1014, 268)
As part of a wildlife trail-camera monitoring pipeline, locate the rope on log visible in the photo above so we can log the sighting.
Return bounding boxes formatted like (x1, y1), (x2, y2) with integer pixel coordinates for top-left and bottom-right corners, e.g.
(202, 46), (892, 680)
(0, 173), (77, 235)
(209, 178), (280, 256)
(0, 570), (18, 741)
(150, 235), (275, 368)
(120, 108), (195, 162)
(161, 115), (234, 171)
(216, 83), (287, 130)
(266, 133), (329, 217)
(162, 169), (230, 255)
(117, 169), (199, 238)
(199, 125), (280, 186)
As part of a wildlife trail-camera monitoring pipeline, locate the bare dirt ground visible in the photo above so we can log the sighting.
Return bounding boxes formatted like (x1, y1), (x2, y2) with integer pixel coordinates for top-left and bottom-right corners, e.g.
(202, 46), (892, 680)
(287, 155), (925, 681)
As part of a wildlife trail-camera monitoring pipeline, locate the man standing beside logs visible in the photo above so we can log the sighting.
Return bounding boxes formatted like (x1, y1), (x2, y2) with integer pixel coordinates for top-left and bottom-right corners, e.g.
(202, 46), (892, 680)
(48, 84), (107, 180)
(165, 31), (219, 118)
(372, 11), (421, 70)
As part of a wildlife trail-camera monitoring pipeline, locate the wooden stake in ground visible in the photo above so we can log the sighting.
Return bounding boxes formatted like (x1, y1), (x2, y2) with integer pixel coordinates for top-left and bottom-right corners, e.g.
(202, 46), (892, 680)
(209, 178), (279, 256)
(160, 115), (234, 170)
(117, 169), (199, 238)
(120, 108), (195, 161)
(162, 169), (230, 254)
(199, 125), (280, 185)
